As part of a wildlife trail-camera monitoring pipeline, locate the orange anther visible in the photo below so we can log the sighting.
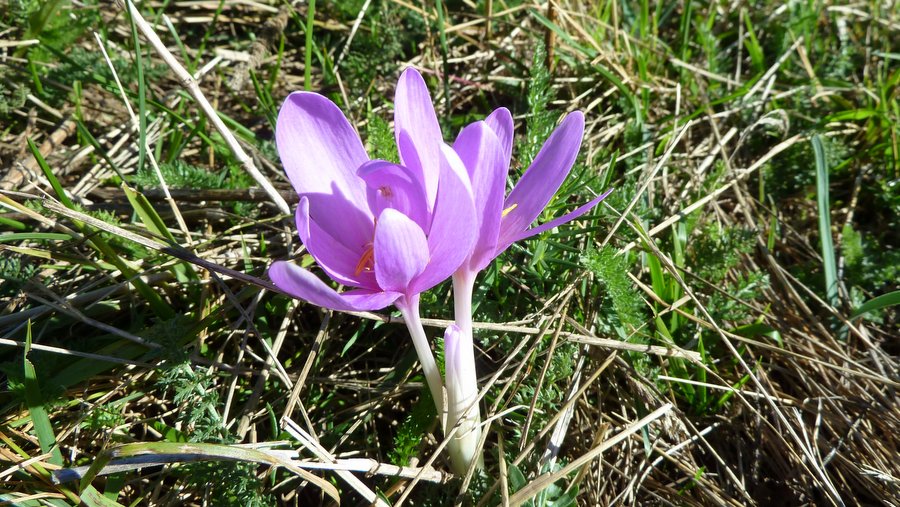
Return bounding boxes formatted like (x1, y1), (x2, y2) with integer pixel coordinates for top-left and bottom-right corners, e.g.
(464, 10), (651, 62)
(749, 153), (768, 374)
(354, 245), (375, 275)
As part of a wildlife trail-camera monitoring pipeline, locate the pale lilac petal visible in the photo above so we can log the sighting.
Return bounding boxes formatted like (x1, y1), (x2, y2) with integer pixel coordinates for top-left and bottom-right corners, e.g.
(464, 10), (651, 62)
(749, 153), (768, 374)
(341, 288), (403, 310)
(276, 92), (370, 209)
(499, 111), (585, 248)
(395, 68), (441, 210)
(484, 107), (513, 163)
(452, 121), (507, 271)
(374, 209), (430, 293)
(269, 261), (400, 311)
(503, 188), (614, 249)
(304, 192), (376, 263)
(296, 197), (378, 289)
(357, 160), (430, 233)
(410, 145), (477, 294)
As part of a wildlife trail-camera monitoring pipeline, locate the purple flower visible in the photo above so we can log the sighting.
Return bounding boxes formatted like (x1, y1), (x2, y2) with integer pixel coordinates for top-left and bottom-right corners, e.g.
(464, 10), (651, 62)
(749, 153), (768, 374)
(453, 107), (613, 275)
(268, 69), (477, 313)
(445, 106), (612, 474)
(269, 69), (477, 418)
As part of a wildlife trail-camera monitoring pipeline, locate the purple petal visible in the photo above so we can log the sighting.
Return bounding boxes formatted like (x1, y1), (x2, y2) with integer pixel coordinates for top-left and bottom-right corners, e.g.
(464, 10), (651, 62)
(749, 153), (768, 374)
(504, 188), (614, 247)
(484, 107), (513, 163)
(357, 160), (430, 234)
(374, 208), (430, 293)
(276, 92), (370, 209)
(295, 197), (377, 289)
(452, 121), (508, 271)
(269, 261), (400, 311)
(409, 145), (477, 294)
(395, 68), (442, 211)
(304, 191), (376, 263)
(498, 111), (585, 248)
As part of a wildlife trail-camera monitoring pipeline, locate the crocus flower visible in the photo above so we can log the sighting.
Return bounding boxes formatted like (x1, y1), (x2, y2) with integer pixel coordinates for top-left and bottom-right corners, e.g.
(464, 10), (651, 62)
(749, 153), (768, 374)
(268, 69), (477, 419)
(445, 107), (612, 474)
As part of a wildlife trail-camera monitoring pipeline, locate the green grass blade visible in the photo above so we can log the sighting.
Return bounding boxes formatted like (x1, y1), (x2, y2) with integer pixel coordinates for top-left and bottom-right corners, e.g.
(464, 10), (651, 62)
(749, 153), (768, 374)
(124, 2), (148, 176)
(23, 321), (64, 466)
(529, 8), (596, 59)
(742, 11), (764, 72)
(304, 0), (316, 90)
(0, 215), (28, 231)
(28, 138), (73, 208)
(812, 135), (839, 306)
(0, 232), (71, 243)
(121, 184), (197, 282)
(851, 290), (900, 319)
(435, 0), (451, 120)
(79, 485), (125, 507)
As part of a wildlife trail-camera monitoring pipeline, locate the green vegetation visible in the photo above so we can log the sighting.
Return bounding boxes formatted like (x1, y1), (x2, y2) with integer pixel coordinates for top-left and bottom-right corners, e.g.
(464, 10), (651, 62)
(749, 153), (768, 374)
(1, 0), (897, 505)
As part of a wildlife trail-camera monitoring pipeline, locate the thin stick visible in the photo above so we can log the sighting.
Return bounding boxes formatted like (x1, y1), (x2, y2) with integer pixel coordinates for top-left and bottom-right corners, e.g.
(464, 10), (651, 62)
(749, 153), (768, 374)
(334, 0), (373, 71)
(117, 0), (290, 215)
(282, 417), (389, 507)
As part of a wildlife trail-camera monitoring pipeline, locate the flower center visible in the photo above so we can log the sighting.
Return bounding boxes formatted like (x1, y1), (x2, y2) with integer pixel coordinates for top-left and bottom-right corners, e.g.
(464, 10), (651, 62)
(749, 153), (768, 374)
(378, 185), (393, 198)
(501, 203), (518, 218)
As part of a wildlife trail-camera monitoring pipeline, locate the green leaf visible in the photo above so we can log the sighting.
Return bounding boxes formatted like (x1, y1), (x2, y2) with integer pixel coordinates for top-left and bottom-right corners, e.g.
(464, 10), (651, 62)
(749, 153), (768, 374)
(509, 464), (528, 491)
(22, 321), (63, 466)
(826, 109), (880, 122)
(742, 13), (764, 72)
(80, 485), (125, 507)
(122, 183), (196, 282)
(812, 135), (839, 306)
(0, 232), (71, 243)
(851, 290), (900, 319)
(28, 137), (73, 208)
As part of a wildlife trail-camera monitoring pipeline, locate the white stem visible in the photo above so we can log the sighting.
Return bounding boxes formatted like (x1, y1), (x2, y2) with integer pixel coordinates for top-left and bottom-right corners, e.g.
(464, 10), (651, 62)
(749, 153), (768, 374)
(396, 295), (446, 429)
(447, 270), (484, 475)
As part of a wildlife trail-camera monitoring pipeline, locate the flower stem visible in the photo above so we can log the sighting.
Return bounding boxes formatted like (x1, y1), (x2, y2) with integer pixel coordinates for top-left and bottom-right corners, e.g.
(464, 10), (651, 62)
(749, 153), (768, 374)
(448, 270), (483, 475)
(396, 295), (446, 429)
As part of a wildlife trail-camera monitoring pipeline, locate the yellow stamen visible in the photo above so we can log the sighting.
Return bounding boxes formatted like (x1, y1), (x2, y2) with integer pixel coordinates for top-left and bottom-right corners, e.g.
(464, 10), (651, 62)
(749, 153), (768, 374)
(354, 245), (375, 275)
(501, 203), (518, 218)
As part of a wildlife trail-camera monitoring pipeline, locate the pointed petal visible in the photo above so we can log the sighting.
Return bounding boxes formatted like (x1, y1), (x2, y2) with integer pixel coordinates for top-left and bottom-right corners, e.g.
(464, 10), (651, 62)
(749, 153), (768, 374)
(304, 189), (376, 259)
(269, 261), (400, 311)
(504, 188), (614, 248)
(452, 121), (508, 271)
(409, 145), (477, 294)
(295, 197), (377, 289)
(357, 160), (430, 233)
(276, 92), (370, 209)
(374, 208), (430, 293)
(395, 68), (442, 210)
(340, 288), (403, 310)
(498, 111), (585, 248)
(484, 107), (513, 163)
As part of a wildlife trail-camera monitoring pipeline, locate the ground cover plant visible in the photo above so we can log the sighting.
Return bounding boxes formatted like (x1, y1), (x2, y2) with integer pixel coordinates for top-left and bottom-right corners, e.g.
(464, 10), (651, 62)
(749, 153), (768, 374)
(0, 0), (897, 505)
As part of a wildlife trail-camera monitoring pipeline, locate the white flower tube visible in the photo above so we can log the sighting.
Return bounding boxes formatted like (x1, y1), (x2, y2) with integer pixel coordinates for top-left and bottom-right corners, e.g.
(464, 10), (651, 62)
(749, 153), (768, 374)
(445, 272), (483, 475)
(444, 324), (482, 475)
